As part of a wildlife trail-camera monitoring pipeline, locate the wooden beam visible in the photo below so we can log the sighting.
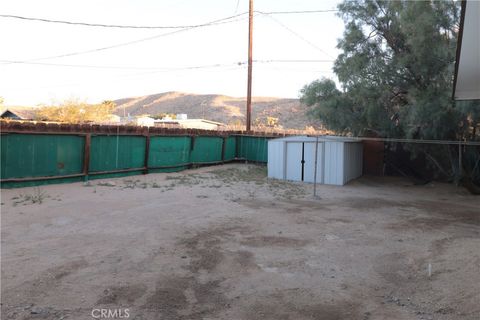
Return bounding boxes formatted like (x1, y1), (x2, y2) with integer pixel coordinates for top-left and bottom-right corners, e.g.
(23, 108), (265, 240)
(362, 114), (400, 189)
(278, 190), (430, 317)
(221, 137), (227, 162)
(144, 132), (150, 174)
(83, 133), (91, 181)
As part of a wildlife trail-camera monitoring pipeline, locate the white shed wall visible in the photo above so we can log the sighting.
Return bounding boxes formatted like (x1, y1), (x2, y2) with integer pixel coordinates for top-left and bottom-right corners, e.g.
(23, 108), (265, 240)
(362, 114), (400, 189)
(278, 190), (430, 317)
(324, 141), (345, 185)
(267, 140), (284, 179)
(285, 142), (303, 181)
(343, 142), (363, 184)
(303, 142), (323, 183)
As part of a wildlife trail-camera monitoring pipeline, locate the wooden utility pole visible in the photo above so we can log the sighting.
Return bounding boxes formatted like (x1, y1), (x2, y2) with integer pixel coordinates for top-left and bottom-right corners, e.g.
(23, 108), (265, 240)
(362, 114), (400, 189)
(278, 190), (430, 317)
(246, 0), (253, 132)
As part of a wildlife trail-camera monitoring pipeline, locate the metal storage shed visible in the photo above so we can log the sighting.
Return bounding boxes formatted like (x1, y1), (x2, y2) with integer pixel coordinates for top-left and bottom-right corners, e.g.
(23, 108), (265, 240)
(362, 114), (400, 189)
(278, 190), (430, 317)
(267, 136), (363, 186)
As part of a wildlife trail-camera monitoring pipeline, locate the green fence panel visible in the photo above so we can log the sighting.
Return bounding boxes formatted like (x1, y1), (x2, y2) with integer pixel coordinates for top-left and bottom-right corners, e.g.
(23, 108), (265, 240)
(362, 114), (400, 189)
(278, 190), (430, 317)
(189, 136), (223, 163)
(224, 136), (237, 161)
(1, 134), (84, 179)
(1, 133), (272, 188)
(89, 135), (146, 172)
(236, 136), (269, 162)
(148, 136), (191, 168)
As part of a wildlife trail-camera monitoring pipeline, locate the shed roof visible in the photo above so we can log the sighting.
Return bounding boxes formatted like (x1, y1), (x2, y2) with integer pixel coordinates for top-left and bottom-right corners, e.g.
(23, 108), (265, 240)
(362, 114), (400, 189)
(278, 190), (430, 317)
(270, 135), (361, 143)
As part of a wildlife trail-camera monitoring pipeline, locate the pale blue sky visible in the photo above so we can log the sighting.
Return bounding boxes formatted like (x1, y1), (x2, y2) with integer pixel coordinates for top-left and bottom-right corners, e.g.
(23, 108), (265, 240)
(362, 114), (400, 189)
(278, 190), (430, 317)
(0, 0), (344, 106)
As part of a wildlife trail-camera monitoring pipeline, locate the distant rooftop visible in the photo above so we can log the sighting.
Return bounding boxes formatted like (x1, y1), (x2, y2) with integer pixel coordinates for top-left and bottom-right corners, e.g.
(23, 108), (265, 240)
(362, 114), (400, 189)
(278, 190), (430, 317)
(0, 107), (36, 120)
(271, 135), (361, 143)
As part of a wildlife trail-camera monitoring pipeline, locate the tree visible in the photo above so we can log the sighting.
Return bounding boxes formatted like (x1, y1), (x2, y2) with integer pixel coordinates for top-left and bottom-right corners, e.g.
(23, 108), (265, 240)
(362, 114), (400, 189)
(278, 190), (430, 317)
(301, 0), (479, 187)
(36, 99), (116, 123)
(254, 116), (281, 129)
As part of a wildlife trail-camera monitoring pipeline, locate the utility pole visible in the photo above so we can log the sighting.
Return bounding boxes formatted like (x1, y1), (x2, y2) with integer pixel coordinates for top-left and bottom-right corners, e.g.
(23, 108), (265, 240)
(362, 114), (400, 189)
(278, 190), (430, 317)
(246, 0), (253, 132)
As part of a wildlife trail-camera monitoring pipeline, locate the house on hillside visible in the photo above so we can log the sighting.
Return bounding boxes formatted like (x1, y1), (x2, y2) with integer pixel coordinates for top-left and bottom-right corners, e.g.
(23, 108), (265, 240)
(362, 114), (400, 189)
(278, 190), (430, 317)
(136, 116), (155, 127)
(0, 107), (36, 120)
(155, 119), (225, 130)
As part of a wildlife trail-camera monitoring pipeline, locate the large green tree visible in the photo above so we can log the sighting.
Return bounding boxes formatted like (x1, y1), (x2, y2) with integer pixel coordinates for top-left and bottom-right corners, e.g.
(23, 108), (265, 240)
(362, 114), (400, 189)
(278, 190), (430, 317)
(301, 0), (479, 187)
(301, 0), (478, 140)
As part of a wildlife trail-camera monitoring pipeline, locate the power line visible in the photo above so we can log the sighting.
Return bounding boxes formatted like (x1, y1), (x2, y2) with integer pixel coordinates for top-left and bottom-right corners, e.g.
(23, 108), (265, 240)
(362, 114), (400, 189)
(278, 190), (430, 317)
(233, 0), (241, 14)
(0, 11), (336, 68)
(259, 12), (335, 59)
(0, 12), (248, 29)
(0, 9), (338, 29)
(0, 11), (336, 65)
(0, 59), (333, 70)
(6, 60), (242, 70)
(0, 13), (249, 65)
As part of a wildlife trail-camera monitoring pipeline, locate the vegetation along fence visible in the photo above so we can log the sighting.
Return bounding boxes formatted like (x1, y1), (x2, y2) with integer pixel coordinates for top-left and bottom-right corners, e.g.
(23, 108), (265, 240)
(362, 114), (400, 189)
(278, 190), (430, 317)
(0, 121), (275, 188)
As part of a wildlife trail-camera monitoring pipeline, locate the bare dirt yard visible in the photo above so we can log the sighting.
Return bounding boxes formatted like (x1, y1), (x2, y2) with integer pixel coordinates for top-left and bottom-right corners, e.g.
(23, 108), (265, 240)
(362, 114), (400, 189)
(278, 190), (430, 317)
(1, 163), (479, 320)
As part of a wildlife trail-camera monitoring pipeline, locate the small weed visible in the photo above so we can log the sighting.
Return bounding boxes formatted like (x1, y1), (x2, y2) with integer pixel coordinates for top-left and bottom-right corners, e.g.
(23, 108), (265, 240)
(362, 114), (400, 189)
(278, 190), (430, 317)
(210, 165), (267, 185)
(165, 175), (202, 187)
(123, 179), (140, 189)
(13, 188), (48, 206)
(122, 179), (149, 189)
(97, 181), (116, 187)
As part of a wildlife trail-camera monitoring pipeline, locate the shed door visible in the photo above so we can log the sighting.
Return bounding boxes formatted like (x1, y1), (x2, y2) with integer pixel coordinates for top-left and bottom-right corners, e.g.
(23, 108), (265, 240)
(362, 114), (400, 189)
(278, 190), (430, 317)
(303, 142), (323, 183)
(285, 142), (303, 181)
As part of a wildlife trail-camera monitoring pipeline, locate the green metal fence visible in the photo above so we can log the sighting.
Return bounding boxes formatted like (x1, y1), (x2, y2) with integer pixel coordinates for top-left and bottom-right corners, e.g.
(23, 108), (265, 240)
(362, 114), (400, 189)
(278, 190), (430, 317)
(237, 136), (269, 162)
(90, 135), (146, 173)
(0, 133), (272, 188)
(148, 136), (191, 168)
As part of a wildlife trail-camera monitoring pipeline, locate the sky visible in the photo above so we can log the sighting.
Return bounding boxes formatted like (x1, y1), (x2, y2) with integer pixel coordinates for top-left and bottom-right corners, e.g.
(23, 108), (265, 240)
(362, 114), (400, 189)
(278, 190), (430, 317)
(0, 0), (344, 106)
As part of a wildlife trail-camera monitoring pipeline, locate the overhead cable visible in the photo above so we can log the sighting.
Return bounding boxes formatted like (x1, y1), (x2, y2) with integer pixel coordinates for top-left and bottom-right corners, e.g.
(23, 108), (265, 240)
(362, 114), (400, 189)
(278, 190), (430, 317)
(258, 12), (335, 59)
(0, 9), (337, 28)
(0, 12), (248, 29)
(0, 13), (249, 65)
(0, 59), (334, 70)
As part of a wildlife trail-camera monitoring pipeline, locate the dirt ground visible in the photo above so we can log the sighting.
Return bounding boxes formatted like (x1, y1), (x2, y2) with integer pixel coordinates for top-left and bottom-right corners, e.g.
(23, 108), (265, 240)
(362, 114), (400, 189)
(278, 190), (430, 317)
(1, 163), (479, 320)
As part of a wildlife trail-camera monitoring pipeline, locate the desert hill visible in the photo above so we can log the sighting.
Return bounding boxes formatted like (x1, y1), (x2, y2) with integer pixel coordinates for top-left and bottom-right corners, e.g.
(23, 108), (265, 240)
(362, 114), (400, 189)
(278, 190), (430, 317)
(113, 92), (318, 129)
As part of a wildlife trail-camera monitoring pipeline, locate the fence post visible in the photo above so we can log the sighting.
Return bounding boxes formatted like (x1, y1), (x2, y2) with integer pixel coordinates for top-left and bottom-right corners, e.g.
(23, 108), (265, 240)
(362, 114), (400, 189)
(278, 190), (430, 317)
(221, 136), (227, 162)
(235, 135), (240, 159)
(144, 131), (150, 175)
(83, 133), (91, 181)
(458, 142), (462, 179)
(190, 135), (196, 151)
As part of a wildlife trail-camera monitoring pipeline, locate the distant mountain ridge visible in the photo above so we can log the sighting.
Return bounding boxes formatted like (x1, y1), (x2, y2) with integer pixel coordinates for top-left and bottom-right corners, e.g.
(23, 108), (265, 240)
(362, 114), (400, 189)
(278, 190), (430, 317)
(113, 91), (318, 129)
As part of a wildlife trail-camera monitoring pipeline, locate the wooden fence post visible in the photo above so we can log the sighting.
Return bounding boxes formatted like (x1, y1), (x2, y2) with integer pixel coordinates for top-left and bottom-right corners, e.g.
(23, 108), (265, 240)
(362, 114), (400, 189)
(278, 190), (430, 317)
(144, 131), (150, 175)
(83, 133), (91, 181)
(221, 136), (227, 162)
